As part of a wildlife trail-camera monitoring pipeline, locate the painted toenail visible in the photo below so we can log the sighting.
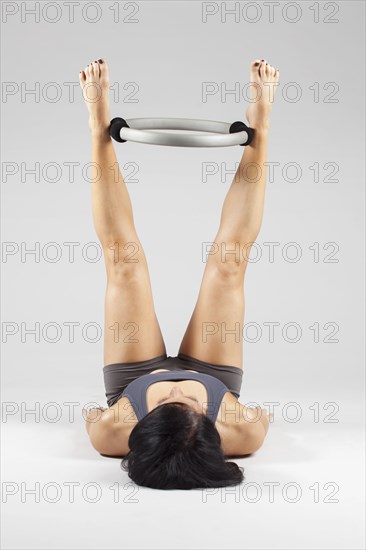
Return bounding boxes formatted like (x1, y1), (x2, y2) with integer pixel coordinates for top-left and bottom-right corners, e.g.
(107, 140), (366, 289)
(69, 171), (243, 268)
(98, 59), (104, 63)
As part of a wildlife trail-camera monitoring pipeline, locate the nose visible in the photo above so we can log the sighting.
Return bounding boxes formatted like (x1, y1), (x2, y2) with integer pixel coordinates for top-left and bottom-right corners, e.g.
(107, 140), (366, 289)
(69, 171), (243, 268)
(169, 386), (184, 398)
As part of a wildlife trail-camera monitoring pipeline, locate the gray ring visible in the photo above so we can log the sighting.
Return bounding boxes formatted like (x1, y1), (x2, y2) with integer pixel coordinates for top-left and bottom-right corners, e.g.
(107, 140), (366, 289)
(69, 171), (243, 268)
(119, 118), (248, 147)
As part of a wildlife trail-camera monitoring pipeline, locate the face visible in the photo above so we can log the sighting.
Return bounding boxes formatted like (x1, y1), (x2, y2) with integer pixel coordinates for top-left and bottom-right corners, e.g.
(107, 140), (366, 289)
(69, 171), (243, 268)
(153, 385), (204, 414)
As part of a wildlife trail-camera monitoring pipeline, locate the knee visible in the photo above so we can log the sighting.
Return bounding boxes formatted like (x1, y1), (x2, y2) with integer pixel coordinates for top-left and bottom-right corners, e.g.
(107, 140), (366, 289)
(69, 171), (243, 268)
(103, 242), (146, 283)
(207, 240), (249, 279)
(208, 254), (247, 284)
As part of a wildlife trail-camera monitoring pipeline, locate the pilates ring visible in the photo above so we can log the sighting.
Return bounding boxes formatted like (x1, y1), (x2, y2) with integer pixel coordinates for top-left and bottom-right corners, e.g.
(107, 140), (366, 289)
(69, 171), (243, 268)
(109, 117), (254, 147)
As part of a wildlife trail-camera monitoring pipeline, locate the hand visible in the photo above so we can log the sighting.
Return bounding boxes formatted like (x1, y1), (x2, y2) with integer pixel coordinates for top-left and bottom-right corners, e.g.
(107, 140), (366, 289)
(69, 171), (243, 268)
(244, 405), (267, 422)
(258, 408), (274, 422)
(83, 407), (107, 421)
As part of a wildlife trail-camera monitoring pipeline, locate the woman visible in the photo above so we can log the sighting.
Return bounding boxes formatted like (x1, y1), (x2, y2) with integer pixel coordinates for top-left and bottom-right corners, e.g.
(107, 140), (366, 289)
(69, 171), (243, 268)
(80, 58), (279, 490)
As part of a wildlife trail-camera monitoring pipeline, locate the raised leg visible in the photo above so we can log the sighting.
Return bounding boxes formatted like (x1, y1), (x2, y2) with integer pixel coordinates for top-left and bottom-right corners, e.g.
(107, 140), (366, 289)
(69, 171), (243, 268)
(79, 59), (166, 366)
(179, 59), (280, 369)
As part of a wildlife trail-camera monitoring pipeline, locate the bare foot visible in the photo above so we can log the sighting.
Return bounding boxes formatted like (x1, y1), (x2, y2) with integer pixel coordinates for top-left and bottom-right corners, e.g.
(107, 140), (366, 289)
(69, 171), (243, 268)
(246, 59), (280, 132)
(79, 59), (110, 137)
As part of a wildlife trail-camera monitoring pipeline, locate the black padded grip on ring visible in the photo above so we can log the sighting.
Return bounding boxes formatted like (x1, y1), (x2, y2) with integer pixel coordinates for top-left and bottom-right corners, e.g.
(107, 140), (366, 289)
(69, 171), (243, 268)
(229, 120), (254, 146)
(109, 117), (130, 143)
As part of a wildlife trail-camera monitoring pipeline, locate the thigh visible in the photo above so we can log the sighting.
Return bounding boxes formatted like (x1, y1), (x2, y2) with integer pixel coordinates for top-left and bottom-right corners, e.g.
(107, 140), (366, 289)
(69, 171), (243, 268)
(103, 240), (166, 366)
(178, 253), (246, 369)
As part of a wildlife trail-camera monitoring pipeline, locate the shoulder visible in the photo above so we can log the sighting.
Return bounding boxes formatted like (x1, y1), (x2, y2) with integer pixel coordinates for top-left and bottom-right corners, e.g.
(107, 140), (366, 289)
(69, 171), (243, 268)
(86, 397), (137, 456)
(215, 393), (268, 456)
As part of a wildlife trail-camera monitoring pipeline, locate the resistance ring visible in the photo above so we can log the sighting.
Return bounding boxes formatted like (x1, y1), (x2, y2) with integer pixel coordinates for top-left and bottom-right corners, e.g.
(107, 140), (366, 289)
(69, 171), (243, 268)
(109, 117), (254, 148)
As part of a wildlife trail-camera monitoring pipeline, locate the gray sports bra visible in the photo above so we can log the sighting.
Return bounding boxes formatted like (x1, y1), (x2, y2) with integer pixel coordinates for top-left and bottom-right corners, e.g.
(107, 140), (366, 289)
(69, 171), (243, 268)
(122, 370), (229, 422)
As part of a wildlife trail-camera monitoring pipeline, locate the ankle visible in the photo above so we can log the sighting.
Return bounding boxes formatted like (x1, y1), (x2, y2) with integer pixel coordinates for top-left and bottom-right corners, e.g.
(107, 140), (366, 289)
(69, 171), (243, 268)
(248, 126), (269, 147)
(90, 126), (111, 142)
(256, 119), (270, 129)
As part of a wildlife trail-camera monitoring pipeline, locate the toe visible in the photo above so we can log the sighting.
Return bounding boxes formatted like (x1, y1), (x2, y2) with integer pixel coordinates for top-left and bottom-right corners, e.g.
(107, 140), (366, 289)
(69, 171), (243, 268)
(89, 62), (94, 76)
(98, 59), (109, 78)
(84, 64), (91, 78)
(79, 70), (86, 85)
(259, 60), (267, 78)
(92, 61), (100, 77)
(251, 59), (262, 68)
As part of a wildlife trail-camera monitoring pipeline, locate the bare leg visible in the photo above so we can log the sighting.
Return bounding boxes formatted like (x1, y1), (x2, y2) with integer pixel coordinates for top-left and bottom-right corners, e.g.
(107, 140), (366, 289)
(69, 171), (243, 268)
(79, 59), (166, 366)
(179, 59), (280, 368)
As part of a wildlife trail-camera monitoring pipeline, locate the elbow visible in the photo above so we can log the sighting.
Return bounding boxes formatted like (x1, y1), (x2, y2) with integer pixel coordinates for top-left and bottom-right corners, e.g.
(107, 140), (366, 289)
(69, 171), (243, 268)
(240, 423), (267, 455)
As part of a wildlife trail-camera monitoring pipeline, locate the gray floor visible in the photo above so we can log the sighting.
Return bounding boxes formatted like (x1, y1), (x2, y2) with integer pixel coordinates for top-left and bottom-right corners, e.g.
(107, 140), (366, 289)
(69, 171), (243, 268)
(2, 387), (364, 550)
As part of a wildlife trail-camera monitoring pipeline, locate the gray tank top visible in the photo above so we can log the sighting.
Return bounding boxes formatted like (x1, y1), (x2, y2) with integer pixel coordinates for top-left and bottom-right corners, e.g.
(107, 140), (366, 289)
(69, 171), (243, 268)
(122, 370), (229, 422)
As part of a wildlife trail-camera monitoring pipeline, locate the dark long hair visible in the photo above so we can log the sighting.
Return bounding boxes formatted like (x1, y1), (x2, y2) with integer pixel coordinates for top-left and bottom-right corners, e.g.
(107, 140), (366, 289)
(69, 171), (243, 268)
(121, 402), (244, 490)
